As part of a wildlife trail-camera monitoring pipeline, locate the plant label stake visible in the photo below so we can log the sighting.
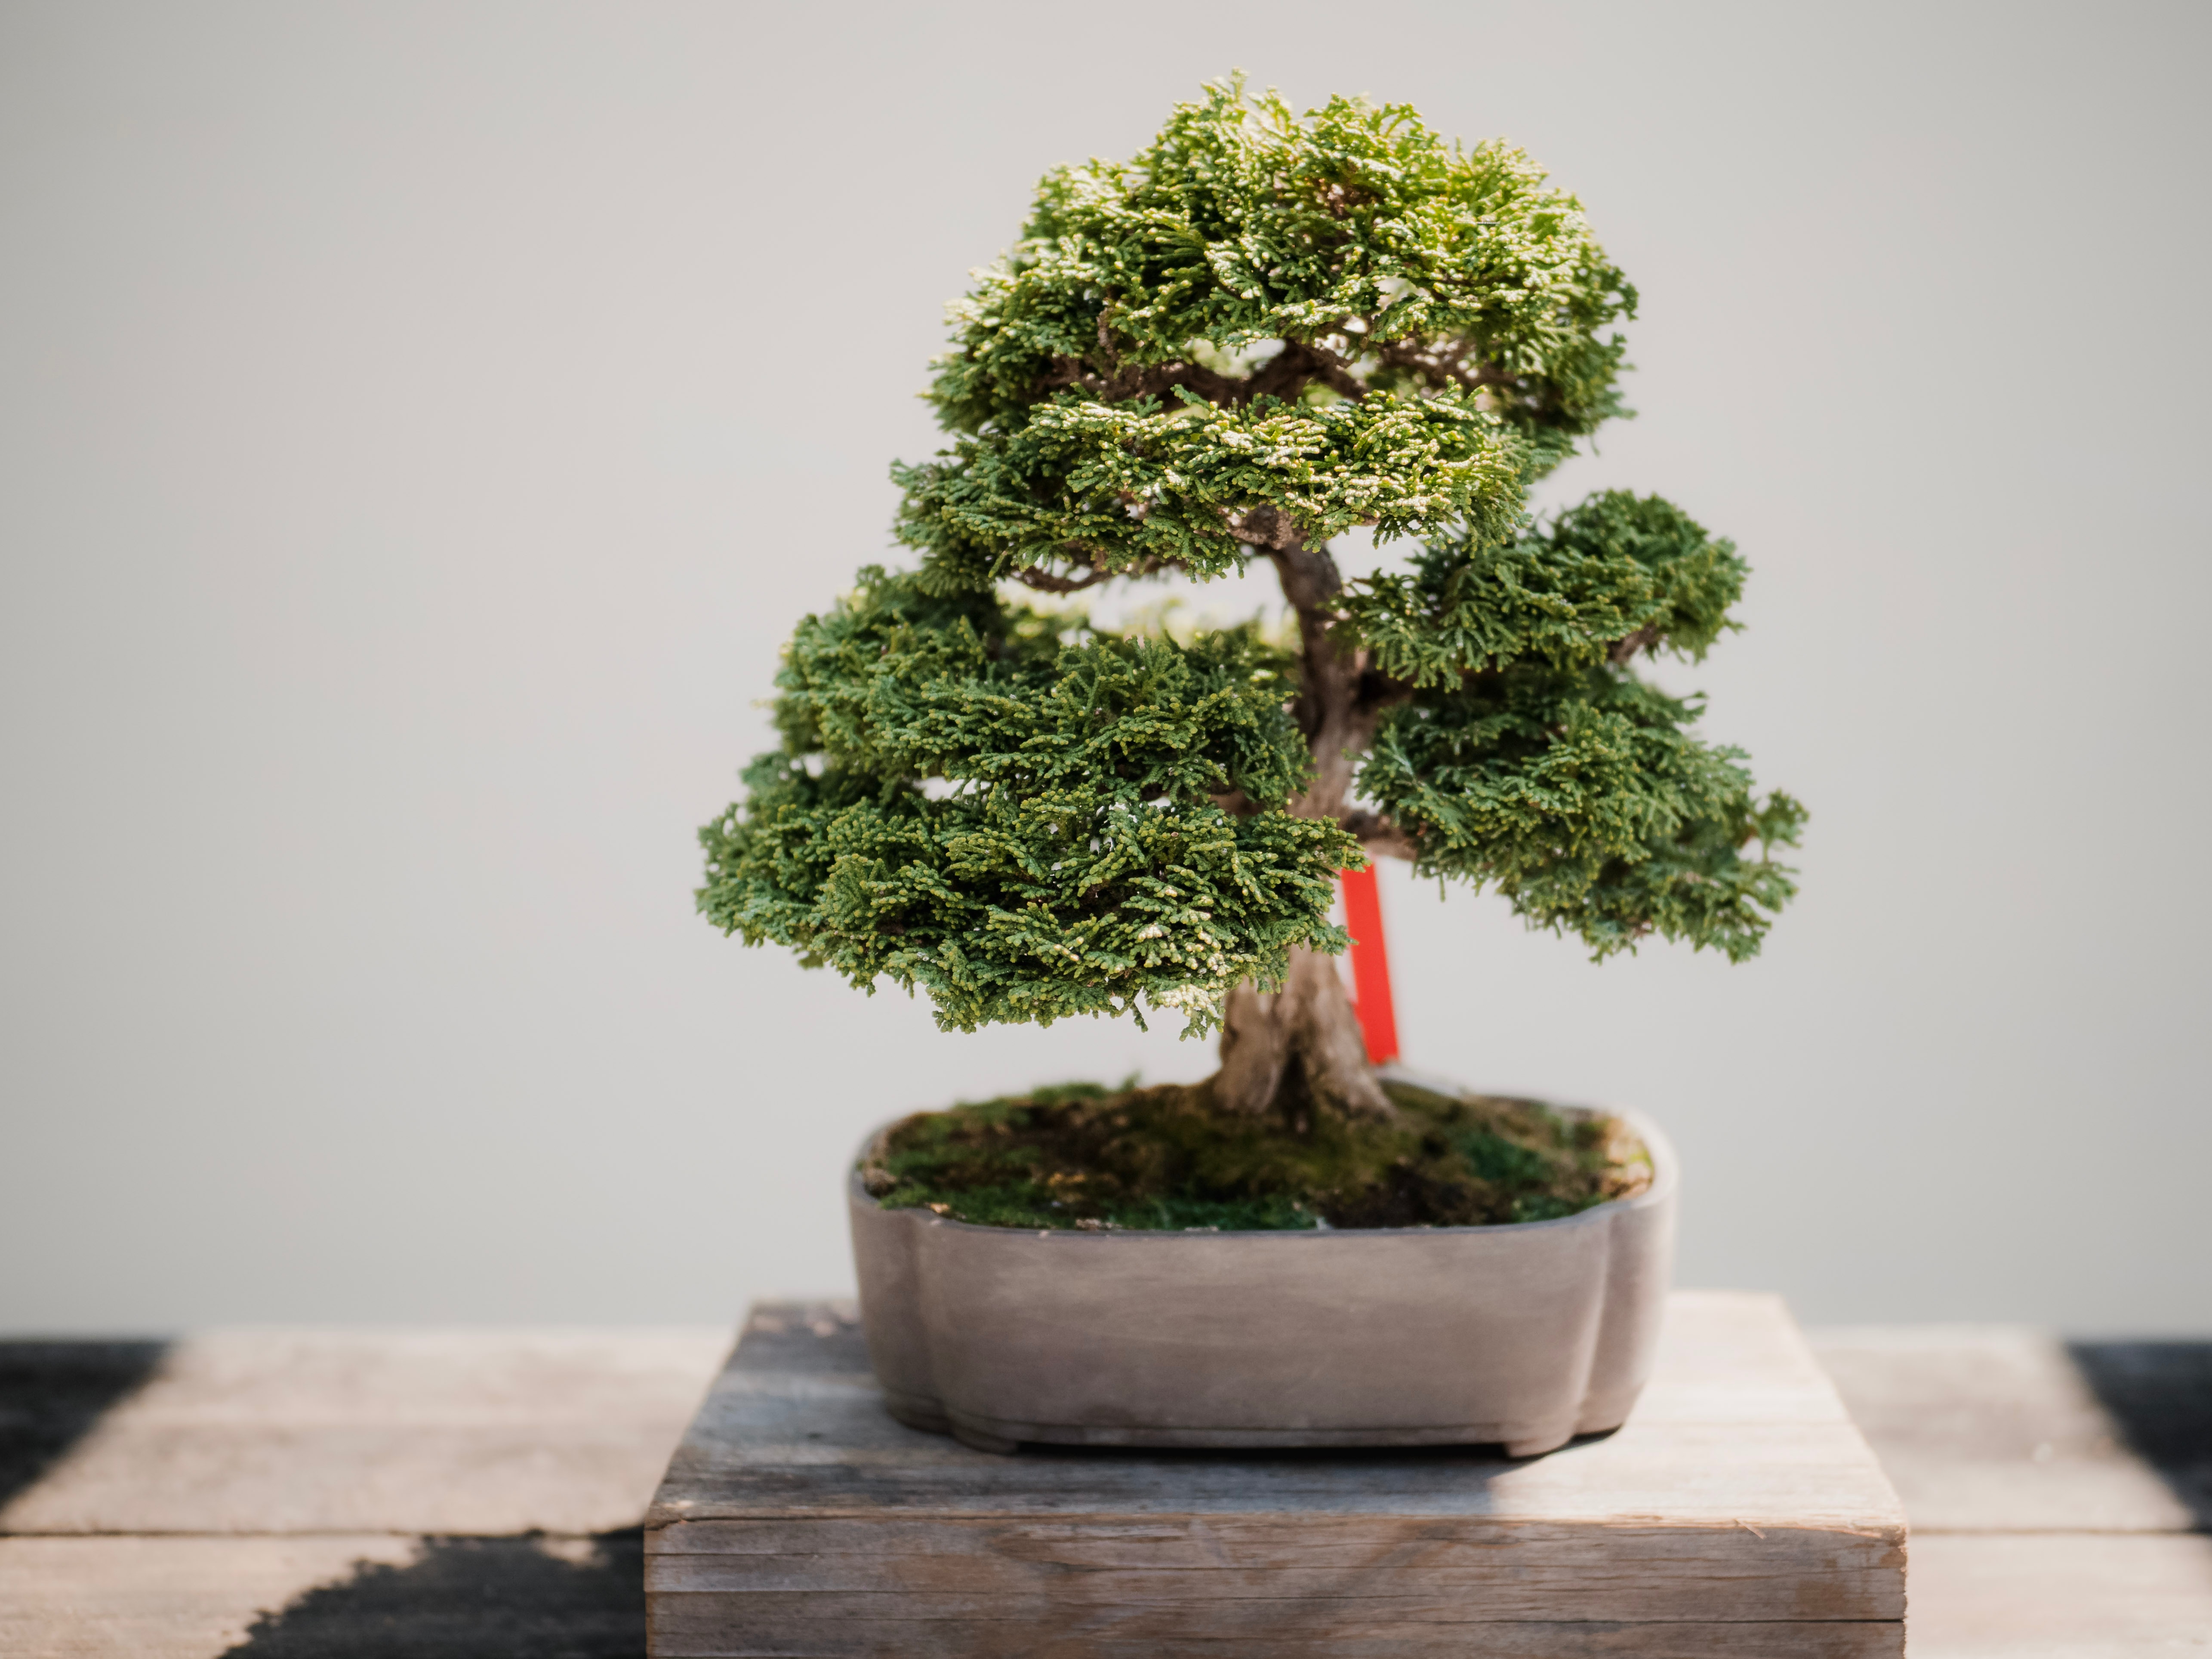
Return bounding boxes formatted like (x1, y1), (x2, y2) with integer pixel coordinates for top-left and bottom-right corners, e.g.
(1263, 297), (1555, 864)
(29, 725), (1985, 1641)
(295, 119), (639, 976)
(1340, 866), (1400, 1065)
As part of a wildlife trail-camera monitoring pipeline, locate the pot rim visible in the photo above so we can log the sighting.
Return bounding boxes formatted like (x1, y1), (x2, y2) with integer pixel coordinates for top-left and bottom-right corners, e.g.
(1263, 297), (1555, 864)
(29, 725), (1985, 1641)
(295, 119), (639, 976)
(847, 1066), (1678, 1242)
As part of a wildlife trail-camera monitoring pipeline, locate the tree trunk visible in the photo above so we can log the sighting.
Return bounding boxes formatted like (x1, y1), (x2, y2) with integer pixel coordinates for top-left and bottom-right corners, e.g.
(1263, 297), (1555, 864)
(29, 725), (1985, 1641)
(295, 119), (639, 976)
(1213, 945), (1397, 1124)
(1206, 507), (1402, 1127)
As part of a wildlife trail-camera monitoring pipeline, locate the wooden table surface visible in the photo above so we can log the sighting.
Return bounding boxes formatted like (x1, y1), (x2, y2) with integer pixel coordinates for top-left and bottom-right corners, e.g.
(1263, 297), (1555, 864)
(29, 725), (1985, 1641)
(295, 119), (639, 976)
(648, 1292), (1912, 1657)
(1, 1313), (2205, 1657)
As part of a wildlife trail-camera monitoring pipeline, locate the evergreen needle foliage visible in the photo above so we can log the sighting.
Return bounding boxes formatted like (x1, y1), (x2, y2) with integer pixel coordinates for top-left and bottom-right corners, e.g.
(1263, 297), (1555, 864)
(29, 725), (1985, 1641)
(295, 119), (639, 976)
(698, 571), (1346, 1036)
(699, 76), (1803, 1047)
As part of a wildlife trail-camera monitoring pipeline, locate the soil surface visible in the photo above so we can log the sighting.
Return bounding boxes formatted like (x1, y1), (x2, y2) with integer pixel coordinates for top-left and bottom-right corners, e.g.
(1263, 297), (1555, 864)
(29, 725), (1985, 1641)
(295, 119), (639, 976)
(861, 1078), (1652, 1231)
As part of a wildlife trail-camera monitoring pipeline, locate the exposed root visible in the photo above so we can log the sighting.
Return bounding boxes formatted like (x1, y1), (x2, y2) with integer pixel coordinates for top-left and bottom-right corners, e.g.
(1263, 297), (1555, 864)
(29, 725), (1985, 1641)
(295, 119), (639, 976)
(1214, 947), (1396, 1125)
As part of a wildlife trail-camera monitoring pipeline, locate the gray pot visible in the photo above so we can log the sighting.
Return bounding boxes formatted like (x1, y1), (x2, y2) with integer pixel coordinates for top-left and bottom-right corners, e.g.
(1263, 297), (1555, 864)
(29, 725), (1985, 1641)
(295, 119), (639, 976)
(847, 1074), (1678, 1456)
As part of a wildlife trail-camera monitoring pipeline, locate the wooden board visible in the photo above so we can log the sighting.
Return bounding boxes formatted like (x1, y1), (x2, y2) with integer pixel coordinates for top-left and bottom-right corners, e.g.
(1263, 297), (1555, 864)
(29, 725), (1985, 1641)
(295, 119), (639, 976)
(1902, 1533), (2212, 1659)
(0, 1533), (647, 1659)
(7, 1318), (2205, 1656)
(20, 1534), (2209, 1659)
(644, 1291), (1908, 1658)
(0, 1536), (421, 1659)
(0, 1329), (732, 1537)
(1809, 1326), (2209, 1532)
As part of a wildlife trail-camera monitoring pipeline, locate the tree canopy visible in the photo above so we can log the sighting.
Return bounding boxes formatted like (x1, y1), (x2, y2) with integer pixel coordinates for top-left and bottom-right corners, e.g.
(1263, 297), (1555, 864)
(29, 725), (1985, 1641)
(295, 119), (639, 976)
(699, 77), (1802, 1043)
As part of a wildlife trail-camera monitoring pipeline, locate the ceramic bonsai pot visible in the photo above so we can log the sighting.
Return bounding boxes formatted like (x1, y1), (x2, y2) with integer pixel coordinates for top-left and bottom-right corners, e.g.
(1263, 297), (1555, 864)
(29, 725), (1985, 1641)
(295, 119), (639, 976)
(847, 1079), (1678, 1457)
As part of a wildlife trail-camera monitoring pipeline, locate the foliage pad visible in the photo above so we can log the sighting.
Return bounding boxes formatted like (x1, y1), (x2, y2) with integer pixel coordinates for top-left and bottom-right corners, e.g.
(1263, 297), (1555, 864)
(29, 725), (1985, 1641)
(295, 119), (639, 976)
(900, 76), (1636, 592)
(699, 570), (1357, 1036)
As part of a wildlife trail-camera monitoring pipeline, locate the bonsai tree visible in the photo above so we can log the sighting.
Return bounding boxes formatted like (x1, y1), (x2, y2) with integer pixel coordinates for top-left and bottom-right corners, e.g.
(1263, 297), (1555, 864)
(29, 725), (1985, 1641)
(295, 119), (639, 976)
(699, 79), (1802, 1128)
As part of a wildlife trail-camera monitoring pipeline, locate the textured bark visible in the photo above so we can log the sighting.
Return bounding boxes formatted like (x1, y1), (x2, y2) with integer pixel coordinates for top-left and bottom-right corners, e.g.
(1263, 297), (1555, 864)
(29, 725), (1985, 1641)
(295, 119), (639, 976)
(1214, 945), (1396, 1123)
(1206, 509), (1404, 1125)
(1261, 525), (1383, 826)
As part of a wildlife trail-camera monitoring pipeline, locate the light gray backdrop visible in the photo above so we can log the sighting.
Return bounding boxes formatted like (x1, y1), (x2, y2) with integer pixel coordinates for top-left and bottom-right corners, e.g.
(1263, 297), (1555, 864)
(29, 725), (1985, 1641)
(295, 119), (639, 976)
(4, 1), (2206, 1333)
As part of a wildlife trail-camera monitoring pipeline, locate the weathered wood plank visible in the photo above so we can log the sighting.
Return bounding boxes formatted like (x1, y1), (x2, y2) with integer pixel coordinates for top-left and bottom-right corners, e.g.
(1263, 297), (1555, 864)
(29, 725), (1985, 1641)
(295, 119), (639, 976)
(0, 1329), (730, 1536)
(0, 1341), (168, 1515)
(1904, 1533), (2212, 1658)
(0, 1532), (650, 1659)
(647, 1516), (1904, 1620)
(644, 1292), (1906, 1655)
(2062, 1339), (2212, 1526)
(657, 1426), (1907, 1526)
(15, 1320), (2209, 1656)
(0, 1535), (419, 1659)
(646, 1608), (1905, 1659)
(1807, 1326), (2198, 1532)
(653, 1293), (1901, 1529)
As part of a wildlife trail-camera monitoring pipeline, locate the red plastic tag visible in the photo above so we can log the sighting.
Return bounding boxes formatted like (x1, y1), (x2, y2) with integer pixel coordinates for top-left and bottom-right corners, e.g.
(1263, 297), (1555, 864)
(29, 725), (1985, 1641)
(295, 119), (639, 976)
(1339, 866), (1400, 1065)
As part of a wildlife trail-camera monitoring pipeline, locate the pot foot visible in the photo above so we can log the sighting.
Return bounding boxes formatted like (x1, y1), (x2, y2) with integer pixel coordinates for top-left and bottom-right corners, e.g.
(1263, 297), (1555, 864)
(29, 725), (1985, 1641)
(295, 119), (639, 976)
(1503, 1428), (1573, 1458)
(883, 1397), (951, 1435)
(951, 1423), (1021, 1455)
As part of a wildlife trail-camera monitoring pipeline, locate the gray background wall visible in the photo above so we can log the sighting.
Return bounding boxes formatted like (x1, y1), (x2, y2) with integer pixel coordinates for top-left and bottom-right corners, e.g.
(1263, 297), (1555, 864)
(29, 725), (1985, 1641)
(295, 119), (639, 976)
(4, 1), (2206, 1334)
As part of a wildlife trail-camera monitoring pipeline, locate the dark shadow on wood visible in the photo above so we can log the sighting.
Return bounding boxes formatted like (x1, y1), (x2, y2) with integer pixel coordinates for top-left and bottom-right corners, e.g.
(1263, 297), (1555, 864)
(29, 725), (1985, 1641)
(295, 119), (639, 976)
(971, 1425), (1623, 1463)
(220, 1530), (644, 1658)
(2068, 1341), (2212, 1528)
(0, 1339), (168, 1511)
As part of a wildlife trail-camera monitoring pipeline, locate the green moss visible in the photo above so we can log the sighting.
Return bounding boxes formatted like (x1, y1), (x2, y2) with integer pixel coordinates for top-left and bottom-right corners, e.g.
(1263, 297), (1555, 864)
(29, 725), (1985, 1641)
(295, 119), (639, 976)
(861, 1079), (1651, 1231)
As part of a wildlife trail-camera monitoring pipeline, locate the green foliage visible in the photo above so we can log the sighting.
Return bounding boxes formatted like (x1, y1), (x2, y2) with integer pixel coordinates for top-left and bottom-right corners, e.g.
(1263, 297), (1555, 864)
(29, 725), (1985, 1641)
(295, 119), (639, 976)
(698, 570), (1359, 1037)
(1360, 664), (1805, 960)
(862, 1079), (1648, 1230)
(902, 76), (1634, 591)
(895, 388), (1521, 594)
(698, 78), (1804, 1040)
(1345, 490), (1749, 687)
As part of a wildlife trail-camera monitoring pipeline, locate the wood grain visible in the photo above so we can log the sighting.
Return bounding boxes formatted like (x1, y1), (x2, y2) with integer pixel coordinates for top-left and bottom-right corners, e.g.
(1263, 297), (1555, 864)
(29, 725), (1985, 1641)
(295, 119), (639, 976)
(648, 1516), (1904, 1619)
(1904, 1533), (2212, 1658)
(9, 1315), (2203, 1654)
(644, 1292), (1906, 1656)
(1808, 1326), (2198, 1532)
(646, 1607), (1906, 1659)
(0, 1535), (419, 1659)
(0, 1531), (650, 1659)
(0, 1329), (731, 1536)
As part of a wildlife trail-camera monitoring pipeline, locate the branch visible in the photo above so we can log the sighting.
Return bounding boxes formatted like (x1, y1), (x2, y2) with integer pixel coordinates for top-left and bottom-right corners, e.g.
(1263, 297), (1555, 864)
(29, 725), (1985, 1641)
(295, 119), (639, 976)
(1012, 556), (1166, 593)
(1373, 338), (1519, 396)
(1341, 810), (1417, 861)
(1263, 530), (1384, 826)
(1264, 524), (1346, 612)
(1039, 358), (1245, 406)
(1226, 503), (1307, 551)
(1608, 624), (1661, 664)
(1208, 787), (1260, 818)
(1037, 336), (1369, 412)
(1243, 339), (1368, 404)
